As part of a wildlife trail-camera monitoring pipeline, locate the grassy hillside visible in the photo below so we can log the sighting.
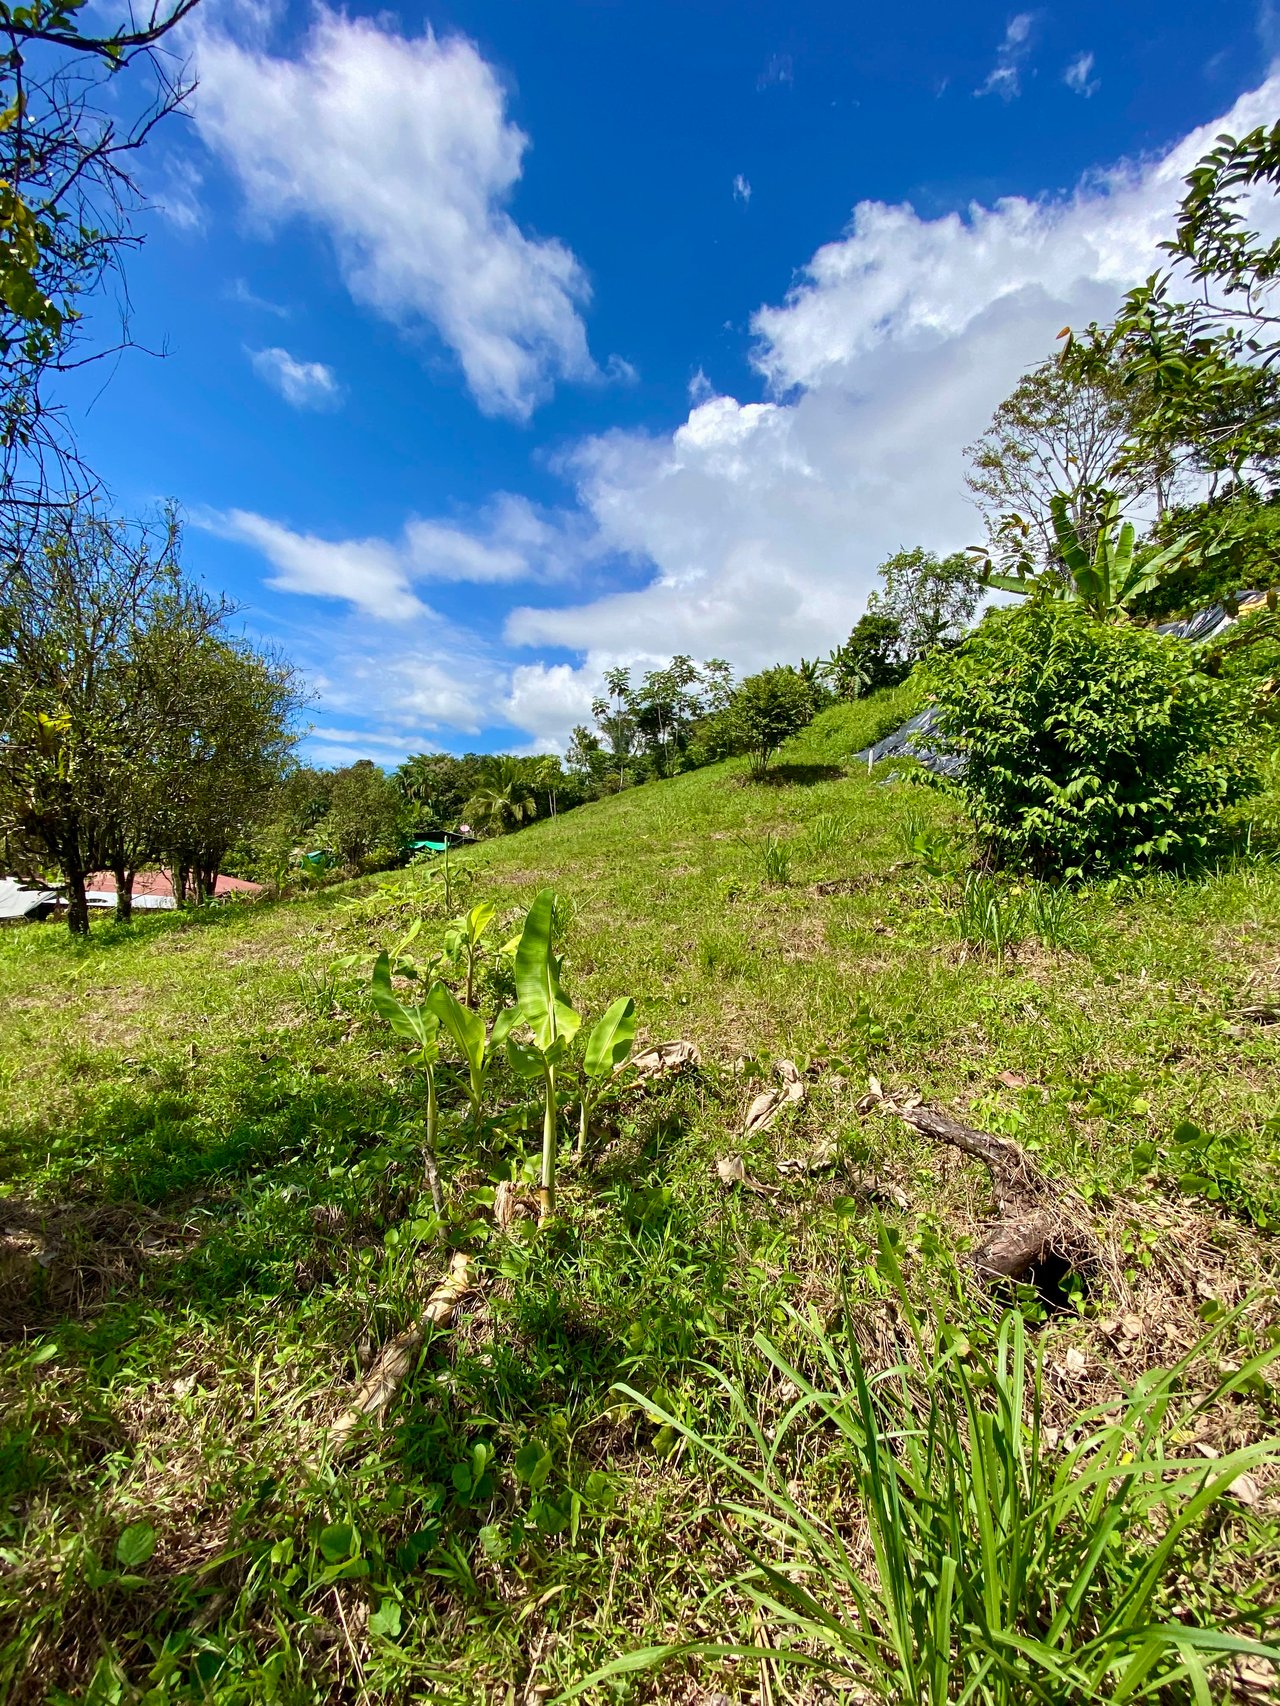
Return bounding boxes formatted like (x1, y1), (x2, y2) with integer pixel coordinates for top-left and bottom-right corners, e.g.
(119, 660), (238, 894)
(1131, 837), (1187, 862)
(2, 691), (1280, 1703)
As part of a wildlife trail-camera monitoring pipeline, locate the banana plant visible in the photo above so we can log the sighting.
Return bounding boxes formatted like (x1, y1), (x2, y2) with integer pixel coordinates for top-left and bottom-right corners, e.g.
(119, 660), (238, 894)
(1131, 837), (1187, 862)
(442, 901), (497, 1008)
(576, 997), (637, 1159)
(502, 889), (580, 1223)
(979, 491), (1193, 622)
(371, 952), (445, 1214)
(426, 979), (512, 1138)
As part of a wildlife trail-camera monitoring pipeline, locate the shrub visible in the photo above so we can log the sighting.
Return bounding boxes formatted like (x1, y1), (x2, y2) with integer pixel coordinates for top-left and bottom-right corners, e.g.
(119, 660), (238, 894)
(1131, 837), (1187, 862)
(926, 603), (1257, 878)
(725, 666), (817, 777)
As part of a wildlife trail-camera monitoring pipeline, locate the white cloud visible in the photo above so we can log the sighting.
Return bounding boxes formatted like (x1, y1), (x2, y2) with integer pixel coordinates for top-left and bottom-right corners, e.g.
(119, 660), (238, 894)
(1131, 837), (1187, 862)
(1064, 51), (1099, 98)
(688, 366), (715, 403)
(194, 10), (595, 421)
(210, 73), (1280, 756)
(210, 509), (427, 621)
(249, 346), (343, 409)
(499, 75), (1280, 737)
(204, 492), (600, 625)
(229, 277), (291, 317)
(977, 12), (1035, 100)
(322, 653), (492, 737)
(733, 173), (753, 204)
(501, 663), (599, 753)
(151, 154), (206, 231)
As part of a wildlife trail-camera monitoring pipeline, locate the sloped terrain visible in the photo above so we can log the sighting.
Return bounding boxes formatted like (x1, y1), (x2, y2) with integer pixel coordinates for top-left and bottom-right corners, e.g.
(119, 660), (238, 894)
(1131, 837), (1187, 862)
(2, 692), (1279, 1703)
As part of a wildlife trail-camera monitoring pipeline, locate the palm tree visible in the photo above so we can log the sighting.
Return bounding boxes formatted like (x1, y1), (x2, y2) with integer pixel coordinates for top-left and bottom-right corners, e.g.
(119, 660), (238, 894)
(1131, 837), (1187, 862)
(465, 756), (537, 836)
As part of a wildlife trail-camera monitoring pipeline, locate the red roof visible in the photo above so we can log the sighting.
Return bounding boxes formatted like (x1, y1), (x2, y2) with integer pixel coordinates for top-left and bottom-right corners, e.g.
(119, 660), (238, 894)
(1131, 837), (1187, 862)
(85, 870), (262, 899)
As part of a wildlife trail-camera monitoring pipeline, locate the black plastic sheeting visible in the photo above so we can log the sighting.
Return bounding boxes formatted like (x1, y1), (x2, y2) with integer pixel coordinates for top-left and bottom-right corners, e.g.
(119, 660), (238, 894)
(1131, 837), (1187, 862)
(852, 706), (958, 777)
(851, 594), (1262, 779)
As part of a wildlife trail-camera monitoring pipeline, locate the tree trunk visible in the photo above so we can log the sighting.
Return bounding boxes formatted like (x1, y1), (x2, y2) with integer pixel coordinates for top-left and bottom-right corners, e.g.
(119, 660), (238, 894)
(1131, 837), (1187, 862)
(64, 861), (90, 937)
(173, 863), (190, 908)
(113, 863), (134, 924)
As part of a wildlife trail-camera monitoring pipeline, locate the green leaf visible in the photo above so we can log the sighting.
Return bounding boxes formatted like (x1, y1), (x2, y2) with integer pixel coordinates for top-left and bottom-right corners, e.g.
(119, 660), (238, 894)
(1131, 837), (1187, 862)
(426, 981), (486, 1076)
(465, 901), (497, 943)
(513, 1440), (545, 1485)
(583, 996), (636, 1080)
(318, 1523), (356, 1564)
(114, 1521), (156, 1568)
(513, 890), (580, 1052)
(371, 954), (438, 1050)
(505, 1035), (546, 1080)
(368, 1598), (402, 1638)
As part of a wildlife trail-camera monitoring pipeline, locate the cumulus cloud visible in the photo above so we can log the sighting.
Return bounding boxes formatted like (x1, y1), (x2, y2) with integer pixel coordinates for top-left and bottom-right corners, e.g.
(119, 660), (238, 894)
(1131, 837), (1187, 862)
(217, 73), (1280, 755)
(250, 346), (343, 409)
(499, 75), (1280, 736)
(501, 662), (599, 753)
(976, 12), (1035, 100)
(194, 11), (596, 420)
(1064, 51), (1099, 98)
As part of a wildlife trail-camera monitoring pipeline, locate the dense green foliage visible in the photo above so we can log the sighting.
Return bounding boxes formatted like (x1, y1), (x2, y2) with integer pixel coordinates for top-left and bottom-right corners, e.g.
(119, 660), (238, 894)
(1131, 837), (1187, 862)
(722, 665), (818, 775)
(1133, 484), (1280, 620)
(0, 507), (299, 928)
(928, 604), (1259, 876)
(979, 491), (1196, 621)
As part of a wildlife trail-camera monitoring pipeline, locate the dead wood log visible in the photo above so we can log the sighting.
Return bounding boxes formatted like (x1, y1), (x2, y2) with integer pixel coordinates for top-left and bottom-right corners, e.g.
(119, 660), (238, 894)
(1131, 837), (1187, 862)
(972, 1209), (1057, 1280)
(898, 1106), (1044, 1194)
(323, 1251), (474, 1460)
(896, 1104), (1101, 1289)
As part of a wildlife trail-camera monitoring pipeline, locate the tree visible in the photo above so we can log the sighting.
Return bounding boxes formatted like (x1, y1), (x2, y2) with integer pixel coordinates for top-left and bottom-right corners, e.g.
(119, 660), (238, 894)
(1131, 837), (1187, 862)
(590, 668), (639, 791)
(395, 752), (489, 828)
(630, 654), (704, 776)
(527, 753), (566, 818)
(0, 503), (181, 932)
(565, 724), (611, 793)
(1131, 483), (1280, 622)
(825, 612), (908, 697)
(724, 666), (817, 778)
(0, 503), (297, 930)
(95, 576), (231, 919)
(151, 635), (301, 902)
(965, 359), (1173, 567)
(0, 0), (202, 522)
(1060, 125), (1280, 497)
(869, 547), (981, 663)
(465, 755), (537, 836)
(313, 760), (403, 872)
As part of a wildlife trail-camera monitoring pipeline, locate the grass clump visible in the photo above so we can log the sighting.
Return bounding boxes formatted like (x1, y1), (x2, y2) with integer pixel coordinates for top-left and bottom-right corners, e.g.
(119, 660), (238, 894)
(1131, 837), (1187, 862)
(593, 1244), (1280, 1704)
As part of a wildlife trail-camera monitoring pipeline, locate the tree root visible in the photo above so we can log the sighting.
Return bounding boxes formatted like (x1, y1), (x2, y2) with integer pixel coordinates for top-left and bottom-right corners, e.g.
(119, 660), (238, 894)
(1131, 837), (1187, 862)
(897, 1103), (1100, 1290)
(322, 1251), (474, 1461)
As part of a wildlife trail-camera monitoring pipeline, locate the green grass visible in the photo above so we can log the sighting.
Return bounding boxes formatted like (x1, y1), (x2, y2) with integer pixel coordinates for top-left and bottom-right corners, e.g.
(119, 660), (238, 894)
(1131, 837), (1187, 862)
(1, 695), (1279, 1703)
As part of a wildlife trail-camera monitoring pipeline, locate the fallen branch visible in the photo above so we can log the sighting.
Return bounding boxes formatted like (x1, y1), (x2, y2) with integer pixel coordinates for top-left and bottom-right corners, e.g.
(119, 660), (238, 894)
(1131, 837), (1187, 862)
(323, 1252), (474, 1460)
(972, 1209), (1058, 1280)
(898, 1105), (1044, 1195)
(893, 1101), (1100, 1289)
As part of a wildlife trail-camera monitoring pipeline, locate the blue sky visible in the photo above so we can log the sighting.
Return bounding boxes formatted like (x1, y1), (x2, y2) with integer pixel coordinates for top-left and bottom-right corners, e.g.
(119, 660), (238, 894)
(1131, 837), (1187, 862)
(65, 0), (1279, 764)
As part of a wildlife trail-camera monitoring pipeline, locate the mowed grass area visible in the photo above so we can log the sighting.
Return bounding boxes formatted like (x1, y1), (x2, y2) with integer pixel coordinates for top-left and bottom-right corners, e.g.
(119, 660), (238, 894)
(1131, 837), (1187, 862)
(2, 690), (1280, 1703)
